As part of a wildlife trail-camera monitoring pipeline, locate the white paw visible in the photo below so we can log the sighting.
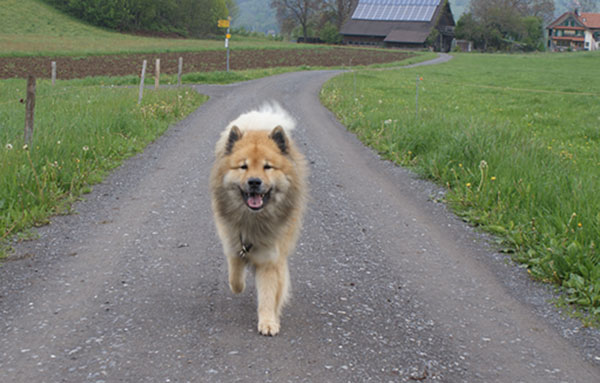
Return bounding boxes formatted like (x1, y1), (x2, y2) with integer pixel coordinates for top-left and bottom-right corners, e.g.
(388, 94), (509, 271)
(258, 318), (280, 336)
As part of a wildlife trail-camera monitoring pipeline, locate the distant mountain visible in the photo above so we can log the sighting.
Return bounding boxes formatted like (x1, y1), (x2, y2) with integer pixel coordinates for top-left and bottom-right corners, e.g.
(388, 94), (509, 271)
(233, 0), (278, 34)
(449, 0), (469, 19)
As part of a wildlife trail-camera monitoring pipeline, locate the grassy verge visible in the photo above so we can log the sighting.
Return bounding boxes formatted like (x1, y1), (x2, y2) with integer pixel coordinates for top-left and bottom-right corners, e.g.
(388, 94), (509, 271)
(70, 67), (314, 87)
(320, 52), (600, 324)
(0, 0), (295, 57)
(0, 79), (206, 251)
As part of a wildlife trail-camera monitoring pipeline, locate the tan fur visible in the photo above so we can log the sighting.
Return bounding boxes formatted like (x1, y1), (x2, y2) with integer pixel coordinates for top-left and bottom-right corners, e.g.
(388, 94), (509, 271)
(210, 106), (307, 336)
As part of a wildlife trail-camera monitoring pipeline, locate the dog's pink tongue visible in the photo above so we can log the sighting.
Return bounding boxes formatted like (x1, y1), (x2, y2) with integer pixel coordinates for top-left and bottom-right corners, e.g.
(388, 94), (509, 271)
(247, 195), (263, 209)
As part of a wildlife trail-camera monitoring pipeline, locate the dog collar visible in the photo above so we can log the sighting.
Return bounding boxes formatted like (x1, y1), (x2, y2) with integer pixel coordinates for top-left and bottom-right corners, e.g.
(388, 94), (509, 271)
(238, 235), (253, 259)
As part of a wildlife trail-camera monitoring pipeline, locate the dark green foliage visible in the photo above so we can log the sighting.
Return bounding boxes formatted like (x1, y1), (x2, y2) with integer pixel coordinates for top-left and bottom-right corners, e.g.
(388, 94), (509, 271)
(455, 10), (546, 51)
(319, 22), (342, 44)
(41, 0), (229, 37)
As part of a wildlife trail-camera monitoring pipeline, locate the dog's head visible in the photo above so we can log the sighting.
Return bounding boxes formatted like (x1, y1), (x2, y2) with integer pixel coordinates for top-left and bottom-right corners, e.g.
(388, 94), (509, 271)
(221, 125), (293, 212)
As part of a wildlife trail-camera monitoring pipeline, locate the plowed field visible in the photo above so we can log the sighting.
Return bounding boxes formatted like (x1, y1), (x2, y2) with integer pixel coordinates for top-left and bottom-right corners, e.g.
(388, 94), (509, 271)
(0, 47), (413, 79)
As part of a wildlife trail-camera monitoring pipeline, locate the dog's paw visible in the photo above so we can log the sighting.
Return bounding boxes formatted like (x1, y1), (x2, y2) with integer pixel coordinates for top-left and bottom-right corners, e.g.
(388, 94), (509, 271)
(258, 319), (280, 336)
(229, 279), (245, 294)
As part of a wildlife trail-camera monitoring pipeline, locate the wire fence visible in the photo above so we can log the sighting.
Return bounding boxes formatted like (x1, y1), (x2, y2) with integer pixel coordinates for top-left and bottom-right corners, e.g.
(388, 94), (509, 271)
(1, 57), (188, 144)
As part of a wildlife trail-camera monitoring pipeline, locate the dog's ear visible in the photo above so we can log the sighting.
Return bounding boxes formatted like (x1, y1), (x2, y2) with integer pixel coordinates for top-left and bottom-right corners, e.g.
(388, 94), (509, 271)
(225, 126), (242, 155)
(269, 126), (288, 154)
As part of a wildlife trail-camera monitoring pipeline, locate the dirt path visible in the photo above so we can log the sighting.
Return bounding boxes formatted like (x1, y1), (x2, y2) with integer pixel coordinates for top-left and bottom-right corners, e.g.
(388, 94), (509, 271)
(1, 59), (599, 382)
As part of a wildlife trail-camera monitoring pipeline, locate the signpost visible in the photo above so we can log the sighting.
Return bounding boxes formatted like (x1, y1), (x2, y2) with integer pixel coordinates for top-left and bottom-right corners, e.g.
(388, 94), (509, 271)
(218, 18), (231, 72)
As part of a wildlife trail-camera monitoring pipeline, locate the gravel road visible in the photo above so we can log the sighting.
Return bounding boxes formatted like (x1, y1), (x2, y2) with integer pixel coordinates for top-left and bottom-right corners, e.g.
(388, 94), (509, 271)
(1, 63), (600, 382)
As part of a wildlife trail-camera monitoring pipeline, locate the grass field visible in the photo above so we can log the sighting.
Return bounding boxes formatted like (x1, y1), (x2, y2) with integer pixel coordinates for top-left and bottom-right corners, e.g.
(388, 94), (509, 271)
(0, 0), (294, 56)
(321, 52), (600, 323)
(0, 79), (206, 248)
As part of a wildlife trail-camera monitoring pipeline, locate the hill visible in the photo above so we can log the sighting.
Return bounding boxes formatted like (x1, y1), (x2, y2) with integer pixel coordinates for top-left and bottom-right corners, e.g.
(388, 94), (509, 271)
(234, 0), (278, 34)
(0, 0), (292, 56)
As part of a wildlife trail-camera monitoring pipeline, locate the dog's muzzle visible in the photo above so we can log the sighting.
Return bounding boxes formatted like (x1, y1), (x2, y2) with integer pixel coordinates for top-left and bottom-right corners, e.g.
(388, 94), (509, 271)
(241, 178), (271, 211)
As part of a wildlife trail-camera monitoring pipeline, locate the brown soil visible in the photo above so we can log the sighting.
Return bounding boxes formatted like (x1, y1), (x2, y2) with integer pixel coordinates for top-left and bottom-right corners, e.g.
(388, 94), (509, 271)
(0, 47), (413, 79)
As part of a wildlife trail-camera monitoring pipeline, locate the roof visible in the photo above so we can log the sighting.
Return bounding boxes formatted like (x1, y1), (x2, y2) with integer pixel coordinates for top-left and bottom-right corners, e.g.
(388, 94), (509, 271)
(341, 0), (451, 44)
(351, 0), (440, 22)
(580, 13), (600, 29)
(547, 11), (600, 30)
(547, 11), (585, 29)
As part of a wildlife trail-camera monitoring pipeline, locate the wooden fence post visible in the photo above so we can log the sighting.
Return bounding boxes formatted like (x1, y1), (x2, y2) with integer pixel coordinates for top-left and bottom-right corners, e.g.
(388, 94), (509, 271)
(51, 61), (56, 86)
(155, 58), (160, 90)
(24, 76), (36, 145)
(138, 60), (147, 105)
(178, 57), (183, 87)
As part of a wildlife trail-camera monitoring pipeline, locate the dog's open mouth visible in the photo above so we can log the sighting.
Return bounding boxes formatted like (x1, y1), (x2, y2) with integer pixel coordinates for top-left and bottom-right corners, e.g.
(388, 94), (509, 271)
(241, 189), (271, 211)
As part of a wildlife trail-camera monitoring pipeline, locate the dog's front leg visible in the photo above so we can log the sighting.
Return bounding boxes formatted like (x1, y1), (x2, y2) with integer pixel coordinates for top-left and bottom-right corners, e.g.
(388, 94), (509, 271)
(227, 254), (246, 294)
(255, 261), (287, 336)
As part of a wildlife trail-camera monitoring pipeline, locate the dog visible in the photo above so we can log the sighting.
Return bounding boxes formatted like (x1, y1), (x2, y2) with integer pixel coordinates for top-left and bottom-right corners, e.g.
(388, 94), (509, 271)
(210, 103), (308, 336)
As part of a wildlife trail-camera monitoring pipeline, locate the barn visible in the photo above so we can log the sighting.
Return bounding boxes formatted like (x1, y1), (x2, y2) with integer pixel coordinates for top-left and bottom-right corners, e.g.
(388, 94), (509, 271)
(340, 0), (455, 51)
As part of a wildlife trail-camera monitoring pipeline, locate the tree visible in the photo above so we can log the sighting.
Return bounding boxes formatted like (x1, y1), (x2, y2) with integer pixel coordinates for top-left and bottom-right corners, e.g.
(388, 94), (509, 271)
(42, 0), (230, 37)
(271, 0), (322, 40)
(527, 0), (555, 24)
(462, 0), (552, 51)
(321, 0), (357, 29)
(521, 16), (544, 51)
(455, 12), (485, 48)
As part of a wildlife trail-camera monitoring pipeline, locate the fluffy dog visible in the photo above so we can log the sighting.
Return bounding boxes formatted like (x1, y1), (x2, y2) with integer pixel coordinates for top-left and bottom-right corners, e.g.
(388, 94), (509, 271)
(210, 103), (308, 336)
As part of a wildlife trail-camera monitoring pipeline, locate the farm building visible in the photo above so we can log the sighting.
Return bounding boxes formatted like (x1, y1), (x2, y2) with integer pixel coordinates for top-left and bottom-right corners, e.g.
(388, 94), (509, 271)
(340, 0), (455, 51)
(547, 9), (600, 51)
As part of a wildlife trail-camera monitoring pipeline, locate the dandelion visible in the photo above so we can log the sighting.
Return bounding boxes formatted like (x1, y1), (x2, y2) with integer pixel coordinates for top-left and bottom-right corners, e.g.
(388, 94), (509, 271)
(82, 146), (89, 152)
(578, 222), (582, 228)
(384, 119), (392, 125)
(22, 144), (29, 150)
(458, 163), (463, 168)
(5, 143), (13, 150)
(57, 140), (61, 145)
(466, 182), (472, 188)
(491, 176), (496, 181)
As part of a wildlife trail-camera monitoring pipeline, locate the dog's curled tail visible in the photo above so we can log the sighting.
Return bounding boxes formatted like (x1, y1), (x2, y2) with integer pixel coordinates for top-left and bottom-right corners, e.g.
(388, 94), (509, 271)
(227, 102), (296, 134)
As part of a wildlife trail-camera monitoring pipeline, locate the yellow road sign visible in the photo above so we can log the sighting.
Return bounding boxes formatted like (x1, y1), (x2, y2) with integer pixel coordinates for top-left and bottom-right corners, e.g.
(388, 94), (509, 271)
(218, 19), (230, 28)
(226, 33), (231, 39)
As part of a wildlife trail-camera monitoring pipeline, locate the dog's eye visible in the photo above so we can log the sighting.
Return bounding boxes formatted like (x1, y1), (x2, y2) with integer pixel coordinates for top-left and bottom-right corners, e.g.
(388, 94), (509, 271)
(240, 164), (248, 170)
(264, 164), (272, 170)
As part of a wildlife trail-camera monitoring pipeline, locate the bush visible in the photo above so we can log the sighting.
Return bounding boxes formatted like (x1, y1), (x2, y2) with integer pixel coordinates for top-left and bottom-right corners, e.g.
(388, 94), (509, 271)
(319, 23), (342, 45)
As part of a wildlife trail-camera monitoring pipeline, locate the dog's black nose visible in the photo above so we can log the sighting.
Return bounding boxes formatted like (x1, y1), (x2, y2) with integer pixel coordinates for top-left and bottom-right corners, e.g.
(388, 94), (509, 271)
(247, 178), (262, 189)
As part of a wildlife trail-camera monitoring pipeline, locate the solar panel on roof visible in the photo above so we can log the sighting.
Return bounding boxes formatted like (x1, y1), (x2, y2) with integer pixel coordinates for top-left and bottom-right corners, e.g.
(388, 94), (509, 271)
(351, 0), (440, 22)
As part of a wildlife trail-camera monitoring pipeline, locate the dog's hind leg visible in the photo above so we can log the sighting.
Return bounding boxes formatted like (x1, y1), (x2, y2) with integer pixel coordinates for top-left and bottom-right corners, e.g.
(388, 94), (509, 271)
(255, 260), (288, 336)
(227, 255), (246, 294)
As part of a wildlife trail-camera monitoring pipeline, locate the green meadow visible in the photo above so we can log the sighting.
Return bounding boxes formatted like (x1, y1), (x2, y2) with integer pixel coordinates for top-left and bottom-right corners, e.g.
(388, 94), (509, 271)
(321, 52), (600, 322)
(0, 0), (293, 56)
(0, 79), (206, 246)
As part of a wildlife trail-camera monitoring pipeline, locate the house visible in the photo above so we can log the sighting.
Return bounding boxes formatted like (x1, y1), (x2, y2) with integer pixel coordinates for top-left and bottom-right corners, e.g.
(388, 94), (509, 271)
(340, 0), (455, 51)
(547, 9), (600, 51)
